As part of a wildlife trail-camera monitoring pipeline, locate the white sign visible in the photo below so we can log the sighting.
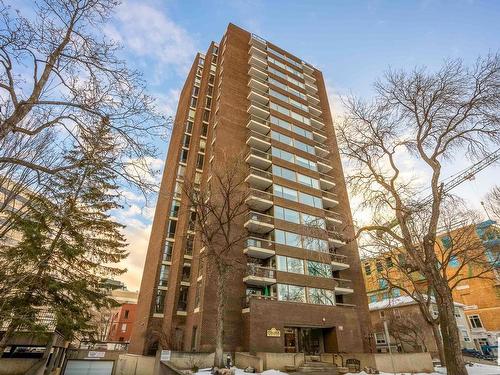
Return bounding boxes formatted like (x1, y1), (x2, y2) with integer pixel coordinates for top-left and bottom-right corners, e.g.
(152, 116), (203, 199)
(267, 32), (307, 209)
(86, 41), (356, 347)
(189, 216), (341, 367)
(87, 351), (105, 358)
(161, 350), (172, 361)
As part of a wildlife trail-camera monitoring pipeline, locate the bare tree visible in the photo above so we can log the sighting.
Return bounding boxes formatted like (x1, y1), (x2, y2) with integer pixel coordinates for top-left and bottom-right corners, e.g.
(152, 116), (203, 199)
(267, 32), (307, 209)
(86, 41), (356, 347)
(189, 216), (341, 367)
(0, 0), (166, 194)
(183, 153), (248, 367)
(484, 185), (500, 220)
(386, 310), (428, 354)
(337, 55), (500, 375)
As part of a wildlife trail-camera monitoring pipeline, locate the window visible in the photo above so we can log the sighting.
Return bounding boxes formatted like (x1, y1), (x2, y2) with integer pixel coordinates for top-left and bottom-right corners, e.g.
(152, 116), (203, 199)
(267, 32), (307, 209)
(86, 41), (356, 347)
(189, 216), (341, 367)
(124, 310), (129, 319)
(385, 257), (393, 268)
(208, 74), (215, 85)
(269, 89), (308, 112)
(378, 279), (388, 289)
(269, 77), (307, 100)
(158, 264), (170, 286)
(196, 153), (205, 170)
(166, 220), (177, 238)
(201, 122), (208, 137)
(185, 121), (194, 134)
(270, 116), (312, 139)
(460, 328), (471, 342)
(199, 139), (206, 153)
(369, 295), (377, 303)
(274, 229), (328, 253)
(155, 289), (167, 313)
(178, 286), (189, 311)
(179, 149), (189, 164)
(441, 236), (452, 249)
(391, 288), (400, 297)
(190, 97), (197, 108)
(272, 165), (319, 188)
(181, 264), (191, 282)
(163, 240), (174, 262)
(375, 332), (386, 345)
(121, 323), (127, 332)
(307, 260), (332, 278)
(376, 261), (383, 272)
(274, 206), (300, 224)
(308, 288), (335, 305)
(182, 134), (191, 148)
(192, 86), (199, 97)
(268, 66), (305, 88)
(270, 103), (310, 126)
(188, 211), (197, 231)
(185, 235), (194, 256)
(468, 315), (483, 329)
(298, 191), (323, 208)
(205, 97), (212, 108)
(273, 184), (298, 202)
(276, 255), (304, 274)
(268, 57), (303, 78)
(169, 200), (180, 218)
(449, 256), (460, 267)
(277, 284), (306, 303)
(194, 281), (201, 307)
(202, 110), (210, 123)
(364, 263), (371, 275)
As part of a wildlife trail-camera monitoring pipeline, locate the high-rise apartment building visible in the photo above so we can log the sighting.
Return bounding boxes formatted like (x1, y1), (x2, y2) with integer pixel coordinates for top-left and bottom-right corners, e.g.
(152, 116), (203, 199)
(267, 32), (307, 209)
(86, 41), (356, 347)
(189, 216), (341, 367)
(129, 24), (372, 356)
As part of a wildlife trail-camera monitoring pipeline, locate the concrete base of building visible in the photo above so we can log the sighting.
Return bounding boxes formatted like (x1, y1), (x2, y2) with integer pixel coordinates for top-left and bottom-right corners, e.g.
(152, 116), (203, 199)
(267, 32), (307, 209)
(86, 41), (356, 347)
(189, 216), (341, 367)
(155, 351), (434, 374)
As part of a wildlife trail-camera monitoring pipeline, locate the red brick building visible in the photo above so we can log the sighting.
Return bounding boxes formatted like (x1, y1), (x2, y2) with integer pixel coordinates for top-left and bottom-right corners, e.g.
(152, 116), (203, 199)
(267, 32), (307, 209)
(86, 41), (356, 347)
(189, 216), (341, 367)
(129, 23), (372, 355)
(107, 303), (137, 342)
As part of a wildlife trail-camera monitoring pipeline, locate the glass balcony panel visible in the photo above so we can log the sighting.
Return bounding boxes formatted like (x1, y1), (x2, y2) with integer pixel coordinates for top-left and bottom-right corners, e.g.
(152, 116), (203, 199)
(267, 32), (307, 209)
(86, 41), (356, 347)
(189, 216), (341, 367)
(246, 188), (273, 211)
(245, 167), (273, 190)
(244, 264), (276, 286)
(334, 278), (354, 294)
(247, 101), (270, 119)
(245, 148), (272, 169)
(244, 237), (275, 259)
(244, 211), (274, 234)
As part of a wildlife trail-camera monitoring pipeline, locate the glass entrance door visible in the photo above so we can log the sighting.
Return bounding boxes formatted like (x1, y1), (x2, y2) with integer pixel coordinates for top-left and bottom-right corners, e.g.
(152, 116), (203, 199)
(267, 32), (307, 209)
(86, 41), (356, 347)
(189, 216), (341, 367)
(284, 328), (297, 353)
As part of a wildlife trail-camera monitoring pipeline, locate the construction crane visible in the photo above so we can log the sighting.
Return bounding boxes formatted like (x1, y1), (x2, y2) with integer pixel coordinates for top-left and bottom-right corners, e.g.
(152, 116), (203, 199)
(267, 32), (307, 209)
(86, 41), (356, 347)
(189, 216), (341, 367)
(380, 148), (500, 233)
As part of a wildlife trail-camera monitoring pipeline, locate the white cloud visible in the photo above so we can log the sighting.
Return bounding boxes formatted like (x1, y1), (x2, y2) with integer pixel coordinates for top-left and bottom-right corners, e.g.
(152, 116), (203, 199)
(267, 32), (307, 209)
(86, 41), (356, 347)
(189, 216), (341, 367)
(155, 88), (181, 117)
(107, 1), (196, 79)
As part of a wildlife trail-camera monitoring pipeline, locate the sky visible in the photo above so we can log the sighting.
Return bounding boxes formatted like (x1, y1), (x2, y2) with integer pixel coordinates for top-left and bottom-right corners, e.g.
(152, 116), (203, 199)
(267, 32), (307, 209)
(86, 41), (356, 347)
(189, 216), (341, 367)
(99, 0), (500, 291)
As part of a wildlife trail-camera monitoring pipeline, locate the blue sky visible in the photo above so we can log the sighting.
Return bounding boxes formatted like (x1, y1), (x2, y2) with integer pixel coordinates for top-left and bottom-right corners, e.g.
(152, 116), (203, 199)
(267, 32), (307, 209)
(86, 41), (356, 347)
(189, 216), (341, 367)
(100, 0), (500, 290)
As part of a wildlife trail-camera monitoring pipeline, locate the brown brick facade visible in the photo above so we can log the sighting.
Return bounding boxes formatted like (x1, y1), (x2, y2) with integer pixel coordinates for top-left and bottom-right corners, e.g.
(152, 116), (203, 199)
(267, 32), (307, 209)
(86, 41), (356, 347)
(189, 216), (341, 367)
(130, 23), (373, 356)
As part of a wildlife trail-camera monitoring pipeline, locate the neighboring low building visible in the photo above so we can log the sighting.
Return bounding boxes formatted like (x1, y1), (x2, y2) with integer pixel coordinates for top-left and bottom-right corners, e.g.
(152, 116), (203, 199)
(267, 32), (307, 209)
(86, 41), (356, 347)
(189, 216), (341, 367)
(107, 303), (137, 342)
(368, 296), (475, 357)
(362, 219), (500, 353)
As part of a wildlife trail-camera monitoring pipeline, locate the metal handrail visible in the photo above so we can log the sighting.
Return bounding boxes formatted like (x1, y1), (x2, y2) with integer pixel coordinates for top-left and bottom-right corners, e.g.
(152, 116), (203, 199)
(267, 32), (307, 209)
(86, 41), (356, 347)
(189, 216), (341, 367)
(246, 236), (275, 250)
(246, 211), (274, 225)
(246, 147), (271, 161)
(247, 166), (273, 180)
(247, 188), (273, 201)
(246, 264), (276, 278)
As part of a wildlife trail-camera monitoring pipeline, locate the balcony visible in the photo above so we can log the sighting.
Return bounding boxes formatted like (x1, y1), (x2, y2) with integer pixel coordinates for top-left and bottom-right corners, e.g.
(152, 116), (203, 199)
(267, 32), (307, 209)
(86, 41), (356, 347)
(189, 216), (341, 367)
(330, 253), (350, 271)
(325, 210), (343, 225)
(304, 70), (316, 83)
(243, 264), (276, 286)
(309, 105), (322, 117)
(315, 144), (329, 158)
(247, 115), (270, 134)
(310, 117), (325, 129)
(247, 88), (269, 105)
(303, 63), (314, 75)
(328, 231), (346, 247)
(307, 93), (320, 106)
(246, 188), (273, 211)
(249, 54), (268, 70)
(249, 34), (267, 50)
(246, 167), (273, 190)
(244, 237), (275, 259)
(334, 278), (354, 295)
(305, 81), (318, 94)
(313, 130), (327, 144)
(248, 77), (269, 92)
(245, 148), (272, 169)
(242, 294), (277, 312)
(246, 131), (271, 151)
(322, 193), (339, 209)
(319, 173), (336, 191)
(317, 159), (332, 173)
(249, 45), (267, 60)
(245, 211), (274, 234)
(248, 101), (270, 119)
(249, 66), (268, 81)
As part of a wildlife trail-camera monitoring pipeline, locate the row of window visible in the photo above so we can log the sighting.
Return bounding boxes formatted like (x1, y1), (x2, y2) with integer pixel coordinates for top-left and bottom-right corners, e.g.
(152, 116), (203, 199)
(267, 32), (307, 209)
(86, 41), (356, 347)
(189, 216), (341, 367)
(274, 205), (326, 229)
(277, 283), (335, 305)
(269, 89), (309, 113)
(274, 184), (323, 209)
(274, 228), (329, 253)
(268, 66), (305, 89)
(270, 102), (310, 126)
(270, 115), (313, 140)
(271, 130), (315, 155)
(267, 46), (303, 69)
(273, 165), (319, 189)
(272, 146), (317, 171)
(277, 255), (333, 278)
(268, 56), (303, 79)
(269, 77), (306, 100)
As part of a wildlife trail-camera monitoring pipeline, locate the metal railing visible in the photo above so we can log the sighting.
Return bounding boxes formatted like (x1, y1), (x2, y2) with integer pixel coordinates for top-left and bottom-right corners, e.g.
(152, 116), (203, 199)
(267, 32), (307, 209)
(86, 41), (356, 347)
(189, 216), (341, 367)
(246, 147), (272, 161)
(246, 211), (274, 226)
(246, 236), (275, 251)
(246, 264), (276, 279)
(247, 166), (273, 180)
(247, 188), (273, 201)
(243, 294), (277, 308)
(330, 253), (348, 264)
(248, 100), (271, 114)
(322, 190), (339, 201)
(334, 278), (352, 289)
(247, 130), (271, 145)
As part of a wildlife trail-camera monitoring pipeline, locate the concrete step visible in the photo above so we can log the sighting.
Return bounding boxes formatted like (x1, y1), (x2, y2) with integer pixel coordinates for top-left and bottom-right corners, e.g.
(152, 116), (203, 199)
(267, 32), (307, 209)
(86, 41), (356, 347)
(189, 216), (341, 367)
(297, 362), (338, 373)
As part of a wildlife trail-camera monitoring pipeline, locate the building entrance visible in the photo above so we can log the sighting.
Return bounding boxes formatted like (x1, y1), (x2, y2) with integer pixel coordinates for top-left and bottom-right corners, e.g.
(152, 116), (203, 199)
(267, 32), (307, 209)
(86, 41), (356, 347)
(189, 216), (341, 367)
(284, 327), (338, 354)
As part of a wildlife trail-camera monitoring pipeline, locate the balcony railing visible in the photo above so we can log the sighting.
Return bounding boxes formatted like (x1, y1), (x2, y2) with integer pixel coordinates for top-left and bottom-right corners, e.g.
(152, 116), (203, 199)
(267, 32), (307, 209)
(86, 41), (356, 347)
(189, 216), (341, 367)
(246, 188), (273, 211)
(334, 278), (353, 294)
(324, 209), (343, 223)
(247, 115), (270, 134)
(247, 130), (271, 151)
(247, 188), (273, 201)
(243, 294), (277, 309)
(244, 237), (275, 259)
(246, 264), (276, 279)
(248, 65), (269, 81)
(330, 253), (348, 264)
(248, 101), (270, 119)
(246, 167), (273, 190)
(246, 211), (274, 226)
(248, 76), (269, 92)
(245, 147), (272, 169)
(248, 87), (269, 105)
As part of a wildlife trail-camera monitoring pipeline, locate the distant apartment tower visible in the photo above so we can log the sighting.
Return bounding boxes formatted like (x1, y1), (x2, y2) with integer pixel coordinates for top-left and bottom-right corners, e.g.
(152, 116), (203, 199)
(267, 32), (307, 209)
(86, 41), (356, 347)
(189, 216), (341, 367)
(129, 23), (372, 355)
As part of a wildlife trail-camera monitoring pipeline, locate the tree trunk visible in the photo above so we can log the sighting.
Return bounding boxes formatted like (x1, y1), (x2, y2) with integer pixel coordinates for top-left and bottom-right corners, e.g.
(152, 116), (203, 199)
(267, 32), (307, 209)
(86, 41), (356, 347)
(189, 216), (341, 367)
(0, 321), (17, 355)
(214, 268), (226, 368)
(435, 287), (467, 375)
(431, 322), (445, 365)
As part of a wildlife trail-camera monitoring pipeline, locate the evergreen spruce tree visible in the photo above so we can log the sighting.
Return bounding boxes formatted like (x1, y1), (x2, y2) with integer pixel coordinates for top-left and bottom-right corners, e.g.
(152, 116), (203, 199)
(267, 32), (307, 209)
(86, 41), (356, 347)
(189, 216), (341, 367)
(0, 119), (128, 353)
